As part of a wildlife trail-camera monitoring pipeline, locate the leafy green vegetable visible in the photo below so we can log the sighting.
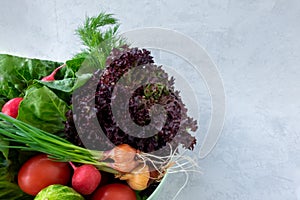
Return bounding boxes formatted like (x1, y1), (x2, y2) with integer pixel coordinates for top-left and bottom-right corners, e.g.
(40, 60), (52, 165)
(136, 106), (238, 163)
(0, 54), (62, 99)
(36, 78), (76, 93)
(0, 96), (6, 110)
(135, 191), (148, 200)
(17, 85), (70, 133)
(65, 57), (85, 77)
(0, 149), (34, 200)
(36, 57), (93, 94)
(0, 180), (32, 200)
(0, 135), (9, 160)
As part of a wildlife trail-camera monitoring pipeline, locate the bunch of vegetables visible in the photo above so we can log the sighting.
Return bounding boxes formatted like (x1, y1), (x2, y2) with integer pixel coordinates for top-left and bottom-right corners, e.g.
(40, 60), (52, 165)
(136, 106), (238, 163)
(0, 12), (198, 200)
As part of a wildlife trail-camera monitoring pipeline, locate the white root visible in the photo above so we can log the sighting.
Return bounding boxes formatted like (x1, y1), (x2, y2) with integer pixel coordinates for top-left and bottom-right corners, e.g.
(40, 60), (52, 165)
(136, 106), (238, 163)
(171, 166), (189, 200)
(135, 143), (202, 181)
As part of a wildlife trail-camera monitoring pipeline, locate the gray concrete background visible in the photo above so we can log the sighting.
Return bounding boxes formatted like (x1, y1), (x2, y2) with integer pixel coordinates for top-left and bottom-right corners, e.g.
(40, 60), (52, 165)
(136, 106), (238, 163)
(1, 0), (300, 199)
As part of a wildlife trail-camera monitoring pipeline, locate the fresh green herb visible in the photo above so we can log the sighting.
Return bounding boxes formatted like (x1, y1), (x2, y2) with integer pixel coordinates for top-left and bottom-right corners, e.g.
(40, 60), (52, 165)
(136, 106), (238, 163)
(0, 113), (119, 174)
(67, 12), (126, 90)
(0, 135), (9, 160)
(75, 12), (125, 57)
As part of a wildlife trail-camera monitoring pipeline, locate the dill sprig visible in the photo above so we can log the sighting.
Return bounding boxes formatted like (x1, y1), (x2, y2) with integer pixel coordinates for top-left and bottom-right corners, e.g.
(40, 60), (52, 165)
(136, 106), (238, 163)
(74, 12), (126, 67)
(77, 13), (120, 49)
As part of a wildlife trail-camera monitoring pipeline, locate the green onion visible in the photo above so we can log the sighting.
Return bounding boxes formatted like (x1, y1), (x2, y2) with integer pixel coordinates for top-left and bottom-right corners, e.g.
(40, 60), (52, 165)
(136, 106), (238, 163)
(0, 113), (118, 174)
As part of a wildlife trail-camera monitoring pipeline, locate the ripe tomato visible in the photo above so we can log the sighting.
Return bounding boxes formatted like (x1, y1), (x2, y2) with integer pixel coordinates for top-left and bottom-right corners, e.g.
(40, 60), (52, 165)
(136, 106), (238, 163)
(1, 97), (23, 118)
(18, 154), (71, 196)
(92, 183), (136, 200)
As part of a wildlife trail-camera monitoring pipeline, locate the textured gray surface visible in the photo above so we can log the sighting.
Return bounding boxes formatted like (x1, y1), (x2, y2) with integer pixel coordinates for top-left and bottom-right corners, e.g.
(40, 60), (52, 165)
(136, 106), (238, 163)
(1, 0), (300, 199)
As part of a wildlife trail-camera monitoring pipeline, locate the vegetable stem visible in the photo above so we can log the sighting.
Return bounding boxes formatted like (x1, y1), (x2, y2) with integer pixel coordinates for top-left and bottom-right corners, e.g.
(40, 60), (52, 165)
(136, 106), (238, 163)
(0, 113), (107, 168)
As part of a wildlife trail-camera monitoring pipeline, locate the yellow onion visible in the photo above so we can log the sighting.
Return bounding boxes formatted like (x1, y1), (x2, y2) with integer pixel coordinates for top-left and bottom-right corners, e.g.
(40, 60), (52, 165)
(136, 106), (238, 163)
(105, 144), (139, 172)
(109, 159), (139, 173)
(118, 164), (150, 190)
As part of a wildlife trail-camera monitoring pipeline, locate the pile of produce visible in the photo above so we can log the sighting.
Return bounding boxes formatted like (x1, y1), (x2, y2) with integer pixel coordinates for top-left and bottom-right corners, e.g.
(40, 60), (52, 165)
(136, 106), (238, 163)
(0, 12), (198, 200)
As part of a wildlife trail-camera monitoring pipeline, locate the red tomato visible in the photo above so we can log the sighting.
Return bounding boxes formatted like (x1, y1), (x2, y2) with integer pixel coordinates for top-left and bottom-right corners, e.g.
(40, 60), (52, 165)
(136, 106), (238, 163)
(18, 154), (71, 196)
(1, 97), (23, 118)
(92, 183), (136, 200)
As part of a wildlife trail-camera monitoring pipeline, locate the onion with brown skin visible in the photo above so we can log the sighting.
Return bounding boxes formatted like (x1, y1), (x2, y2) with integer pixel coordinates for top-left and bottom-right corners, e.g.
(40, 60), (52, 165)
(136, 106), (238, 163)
(104, 144), (139, 172)
(118, 164), (150, 191)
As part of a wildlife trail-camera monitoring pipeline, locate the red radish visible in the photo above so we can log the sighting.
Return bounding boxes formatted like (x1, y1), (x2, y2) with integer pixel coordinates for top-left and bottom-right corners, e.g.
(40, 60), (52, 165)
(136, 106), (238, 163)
(41, 64), (65, 82)
(69, 162), (101, 195)
(1, 97), (23, 118)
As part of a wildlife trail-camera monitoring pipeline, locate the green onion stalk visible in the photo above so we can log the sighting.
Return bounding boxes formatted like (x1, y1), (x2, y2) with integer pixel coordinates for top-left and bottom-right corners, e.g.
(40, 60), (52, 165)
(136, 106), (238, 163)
(0, 113), (121, 174)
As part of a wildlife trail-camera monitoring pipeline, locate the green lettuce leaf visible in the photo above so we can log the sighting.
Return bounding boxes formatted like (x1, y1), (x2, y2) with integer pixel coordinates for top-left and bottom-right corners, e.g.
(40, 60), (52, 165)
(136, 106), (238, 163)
(0, 54), (62, 99)
(17, 85), (70, 133)
(0, 180), (33, 200)
(0, 149), (34, 200)
(65, 57), (85, 77)
(35, 57), (91, 95)
(36, 78), (76, 93)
